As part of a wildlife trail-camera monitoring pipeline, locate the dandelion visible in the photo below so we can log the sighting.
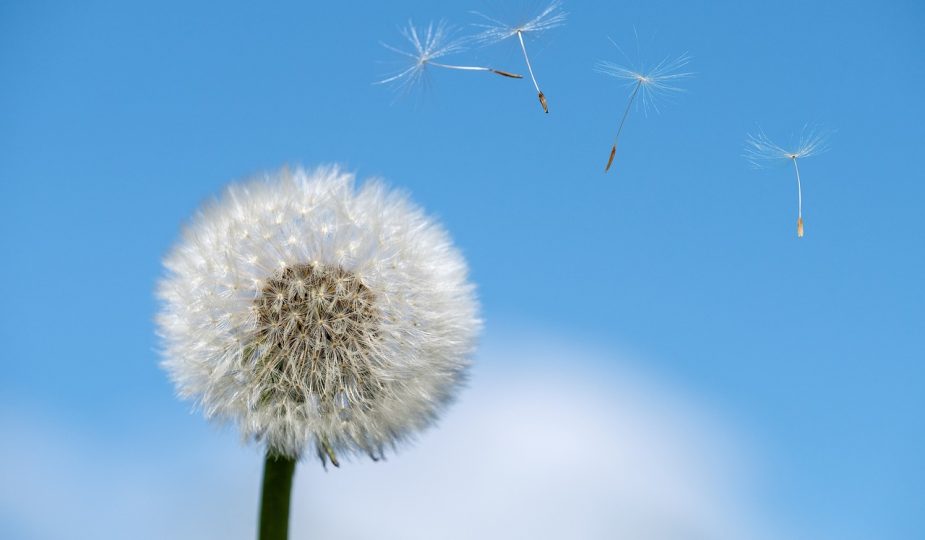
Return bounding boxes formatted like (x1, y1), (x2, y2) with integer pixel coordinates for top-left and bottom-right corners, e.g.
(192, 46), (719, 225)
(472, 0), (567, 113)
(744, 127), (830, 237)
(376, 20), (522, 96)
(156, 166), (480, 539)
(597, 36), (691, 172)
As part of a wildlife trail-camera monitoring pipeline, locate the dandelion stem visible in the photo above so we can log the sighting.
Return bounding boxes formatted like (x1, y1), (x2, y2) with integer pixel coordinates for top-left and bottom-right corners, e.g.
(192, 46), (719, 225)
(516, 30), (548, 112)
(258, 451), (296, 540)
(792, 157), (804, 237)
(605, 80), (642, 172)
(428, 61), (523, 78)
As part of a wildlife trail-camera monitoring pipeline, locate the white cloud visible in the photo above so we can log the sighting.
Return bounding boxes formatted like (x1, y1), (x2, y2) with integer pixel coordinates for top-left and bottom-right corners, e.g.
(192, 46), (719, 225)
(1, 332), (774, 540)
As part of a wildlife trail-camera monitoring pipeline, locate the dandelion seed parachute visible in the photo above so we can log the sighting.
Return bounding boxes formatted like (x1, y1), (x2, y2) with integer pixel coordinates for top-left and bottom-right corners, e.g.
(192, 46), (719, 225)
(597, 40), (691, 172)
(745, 128), (829, 238)
(156, 166), (480, 464)
(376, 20), (522, 96)
(472, 0), (567, 113)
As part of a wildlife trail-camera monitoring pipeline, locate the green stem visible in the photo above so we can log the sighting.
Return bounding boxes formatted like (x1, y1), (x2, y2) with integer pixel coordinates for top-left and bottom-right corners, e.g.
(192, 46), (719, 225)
(258, 451), (296, 540)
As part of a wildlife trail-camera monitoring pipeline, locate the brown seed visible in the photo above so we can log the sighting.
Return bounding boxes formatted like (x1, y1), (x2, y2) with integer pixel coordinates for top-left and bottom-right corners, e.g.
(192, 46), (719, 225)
(797, 217), (804, 238)
(538, 91), (548, 113)
(491, 69), (523, 79)
(605, 145), (617, 172)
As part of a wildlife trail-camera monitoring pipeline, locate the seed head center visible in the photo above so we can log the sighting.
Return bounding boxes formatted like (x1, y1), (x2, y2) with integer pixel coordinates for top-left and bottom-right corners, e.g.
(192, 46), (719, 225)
(254, 263), (379, 404)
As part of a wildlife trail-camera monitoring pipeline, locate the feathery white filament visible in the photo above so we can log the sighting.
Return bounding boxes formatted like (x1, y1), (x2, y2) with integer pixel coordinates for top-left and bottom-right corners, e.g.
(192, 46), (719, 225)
(471, 1), (567, 43)
(744, 128), (828, 166)
(156, 166), (480, 462)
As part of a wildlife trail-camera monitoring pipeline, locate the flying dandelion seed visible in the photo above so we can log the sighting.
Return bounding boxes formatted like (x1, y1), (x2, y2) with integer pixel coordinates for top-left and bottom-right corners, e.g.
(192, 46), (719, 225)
(596, 35), (691, 172)
(472, 1), (567, 113)
(745, 127), (830, 237)
(376, 20), (522, 97)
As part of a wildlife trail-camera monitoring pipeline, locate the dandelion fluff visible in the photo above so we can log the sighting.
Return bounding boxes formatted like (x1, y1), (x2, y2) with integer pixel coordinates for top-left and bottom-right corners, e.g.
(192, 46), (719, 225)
(156, 166), (480, 464)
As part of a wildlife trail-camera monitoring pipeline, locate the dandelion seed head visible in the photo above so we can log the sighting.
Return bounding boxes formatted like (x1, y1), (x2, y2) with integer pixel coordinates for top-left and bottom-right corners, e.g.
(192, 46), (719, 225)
(472, 1), (567, 44)
(157, 166), (480, 462)
(744, 127), (830, 168)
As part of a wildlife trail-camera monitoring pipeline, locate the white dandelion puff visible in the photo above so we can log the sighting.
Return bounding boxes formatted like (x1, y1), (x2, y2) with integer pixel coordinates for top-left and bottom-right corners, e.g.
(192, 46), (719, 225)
(472, 1), (567, 113)
(376, 20), (522, 96)
(597, 35), (692, 172)
(745, 127), (831, 237)
(156, 166), (481, 466)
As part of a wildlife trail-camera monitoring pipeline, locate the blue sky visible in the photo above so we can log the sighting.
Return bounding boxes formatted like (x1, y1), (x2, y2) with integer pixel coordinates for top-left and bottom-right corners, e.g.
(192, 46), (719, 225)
(1, 1), (923, 538)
